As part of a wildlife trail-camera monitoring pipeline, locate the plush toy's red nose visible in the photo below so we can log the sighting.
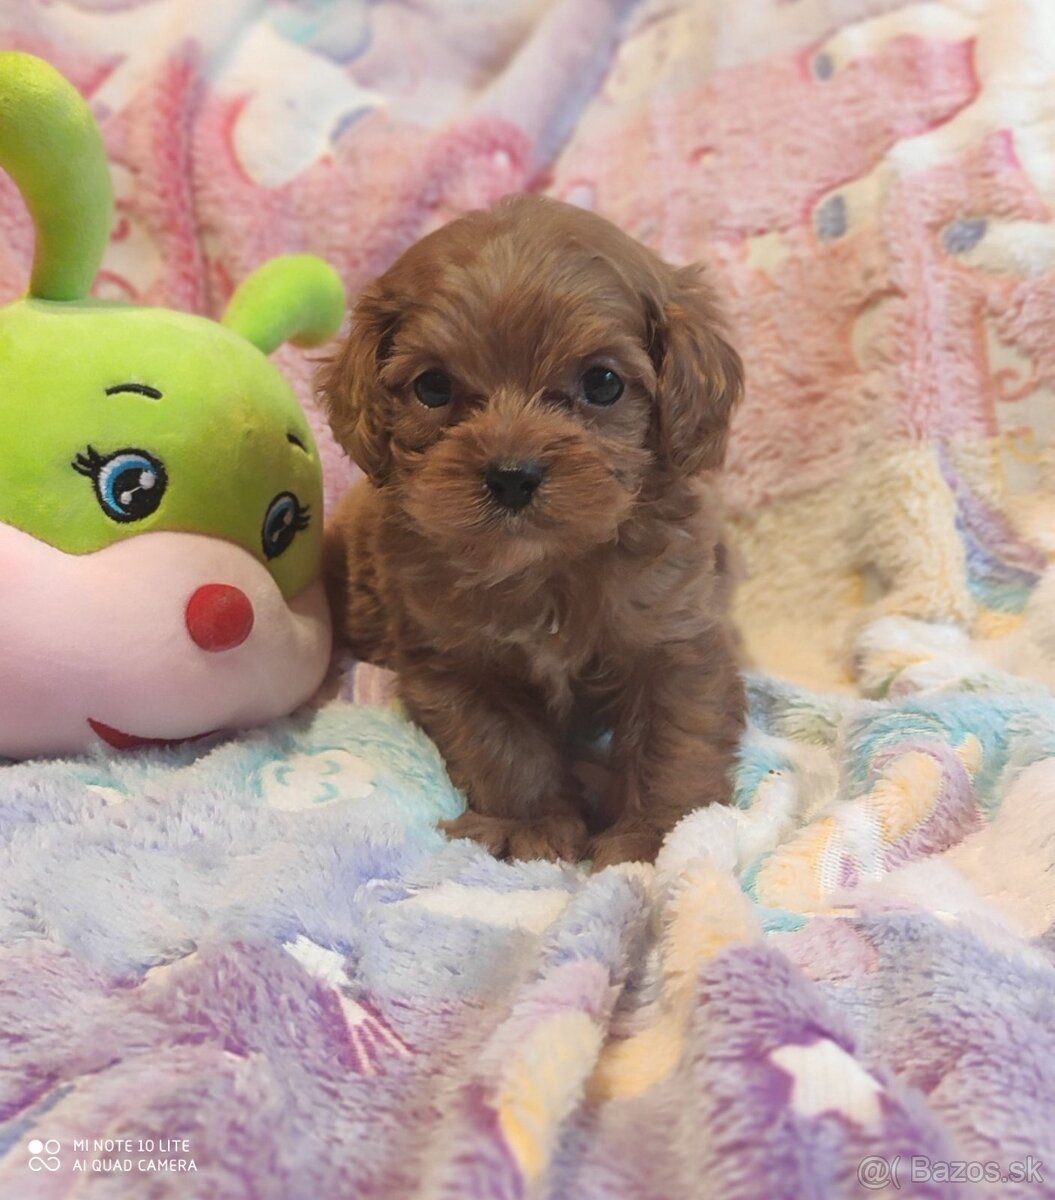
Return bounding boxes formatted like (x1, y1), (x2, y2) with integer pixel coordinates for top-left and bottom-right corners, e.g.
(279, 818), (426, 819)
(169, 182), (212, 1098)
(185, 584), (255, 652)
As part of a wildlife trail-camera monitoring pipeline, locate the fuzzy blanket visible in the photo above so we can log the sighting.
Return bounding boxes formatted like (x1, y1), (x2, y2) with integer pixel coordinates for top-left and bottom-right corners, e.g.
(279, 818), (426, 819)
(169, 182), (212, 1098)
(4, 2), (1055, 1197)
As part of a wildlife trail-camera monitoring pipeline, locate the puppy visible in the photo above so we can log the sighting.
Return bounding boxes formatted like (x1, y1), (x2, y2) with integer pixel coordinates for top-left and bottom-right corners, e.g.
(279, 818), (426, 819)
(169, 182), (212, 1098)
(319, 194), (745, 868)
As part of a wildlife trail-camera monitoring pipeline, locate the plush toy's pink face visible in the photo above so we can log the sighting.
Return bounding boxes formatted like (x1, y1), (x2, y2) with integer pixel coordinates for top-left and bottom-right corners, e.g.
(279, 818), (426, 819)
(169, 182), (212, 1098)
(0, 524), (331, 759)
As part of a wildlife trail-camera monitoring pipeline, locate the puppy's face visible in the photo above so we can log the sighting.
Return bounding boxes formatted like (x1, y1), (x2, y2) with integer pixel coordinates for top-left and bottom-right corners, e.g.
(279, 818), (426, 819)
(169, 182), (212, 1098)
(321, 196), (742, 577)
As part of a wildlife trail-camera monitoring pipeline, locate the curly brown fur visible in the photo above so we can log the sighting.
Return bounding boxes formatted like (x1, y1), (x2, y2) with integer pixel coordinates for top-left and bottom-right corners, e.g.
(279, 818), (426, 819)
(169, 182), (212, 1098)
(319, 194), (746, 868)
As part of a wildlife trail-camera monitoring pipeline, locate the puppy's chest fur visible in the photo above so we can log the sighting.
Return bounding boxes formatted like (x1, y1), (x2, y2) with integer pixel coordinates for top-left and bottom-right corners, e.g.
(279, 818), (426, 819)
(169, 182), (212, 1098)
(379, 488), (725, 721)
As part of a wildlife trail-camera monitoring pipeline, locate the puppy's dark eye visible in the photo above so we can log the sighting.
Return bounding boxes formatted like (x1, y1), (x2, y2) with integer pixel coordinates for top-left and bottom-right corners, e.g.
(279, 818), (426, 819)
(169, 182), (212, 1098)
(581, 366), (624, 406)
(413, 369), (453, 408)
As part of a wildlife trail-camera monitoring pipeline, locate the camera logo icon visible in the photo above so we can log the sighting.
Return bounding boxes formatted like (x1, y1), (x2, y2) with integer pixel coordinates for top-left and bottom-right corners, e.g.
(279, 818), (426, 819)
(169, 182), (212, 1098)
(28, 1138), (61, 1171)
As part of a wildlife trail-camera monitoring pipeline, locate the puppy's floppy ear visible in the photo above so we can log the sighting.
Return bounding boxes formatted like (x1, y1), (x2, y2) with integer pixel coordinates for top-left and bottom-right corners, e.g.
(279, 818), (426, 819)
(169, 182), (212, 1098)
(648, 265), (743, 476)
(317, 284), (400, 484)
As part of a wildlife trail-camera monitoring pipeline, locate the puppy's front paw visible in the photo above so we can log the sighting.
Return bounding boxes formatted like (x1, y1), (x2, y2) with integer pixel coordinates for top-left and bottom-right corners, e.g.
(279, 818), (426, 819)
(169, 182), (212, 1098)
(441, 811), (589, 863)
(588, 826), (663, 871)
(507, 814), (590, 863)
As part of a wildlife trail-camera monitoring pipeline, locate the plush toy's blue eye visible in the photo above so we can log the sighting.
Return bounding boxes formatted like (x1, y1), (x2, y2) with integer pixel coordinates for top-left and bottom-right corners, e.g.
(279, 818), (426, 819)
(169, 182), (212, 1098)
(262, 492), (311, 560)
(72, 446), (167, 523)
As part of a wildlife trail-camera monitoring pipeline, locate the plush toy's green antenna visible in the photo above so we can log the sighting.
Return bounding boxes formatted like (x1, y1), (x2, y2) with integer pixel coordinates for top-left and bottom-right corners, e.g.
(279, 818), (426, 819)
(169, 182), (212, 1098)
(0, 51), (113, 301)
(222, 254), (346, 354)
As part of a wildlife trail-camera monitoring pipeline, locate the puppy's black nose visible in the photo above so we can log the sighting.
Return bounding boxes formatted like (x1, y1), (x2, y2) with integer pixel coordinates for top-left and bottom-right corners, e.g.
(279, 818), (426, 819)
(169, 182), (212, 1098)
(485, 462), (545, 512)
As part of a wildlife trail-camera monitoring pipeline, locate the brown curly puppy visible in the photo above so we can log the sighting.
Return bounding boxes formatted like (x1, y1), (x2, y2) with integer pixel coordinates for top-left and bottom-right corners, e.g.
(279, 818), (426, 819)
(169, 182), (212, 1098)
(319, 194), (745, 868)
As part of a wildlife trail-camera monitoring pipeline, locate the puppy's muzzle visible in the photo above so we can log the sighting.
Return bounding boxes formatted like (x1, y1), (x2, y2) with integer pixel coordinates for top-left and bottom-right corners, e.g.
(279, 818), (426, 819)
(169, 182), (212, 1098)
(484, 461), (545, 512)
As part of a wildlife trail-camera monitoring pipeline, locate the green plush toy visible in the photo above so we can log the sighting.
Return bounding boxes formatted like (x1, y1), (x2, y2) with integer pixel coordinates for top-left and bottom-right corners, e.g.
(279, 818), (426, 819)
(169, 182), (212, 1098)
(0, 52), (346, 758)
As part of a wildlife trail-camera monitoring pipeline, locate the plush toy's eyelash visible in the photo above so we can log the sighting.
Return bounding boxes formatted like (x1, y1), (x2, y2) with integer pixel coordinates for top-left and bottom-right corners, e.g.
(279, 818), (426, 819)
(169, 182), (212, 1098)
(72, 445), (104, 477)
(293, 502), (311, 531)
(105, 382), (162, 399)
(287, 433), (307, 452)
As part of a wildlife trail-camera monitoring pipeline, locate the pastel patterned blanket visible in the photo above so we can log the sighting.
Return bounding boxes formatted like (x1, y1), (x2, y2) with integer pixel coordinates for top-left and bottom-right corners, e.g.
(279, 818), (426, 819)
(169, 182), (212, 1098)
(4, 2), (1055, 1197)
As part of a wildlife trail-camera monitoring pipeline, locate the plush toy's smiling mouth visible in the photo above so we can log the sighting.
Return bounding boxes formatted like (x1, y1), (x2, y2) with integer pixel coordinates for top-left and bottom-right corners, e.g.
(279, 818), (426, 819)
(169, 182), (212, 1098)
(88, 718), (218, 752)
